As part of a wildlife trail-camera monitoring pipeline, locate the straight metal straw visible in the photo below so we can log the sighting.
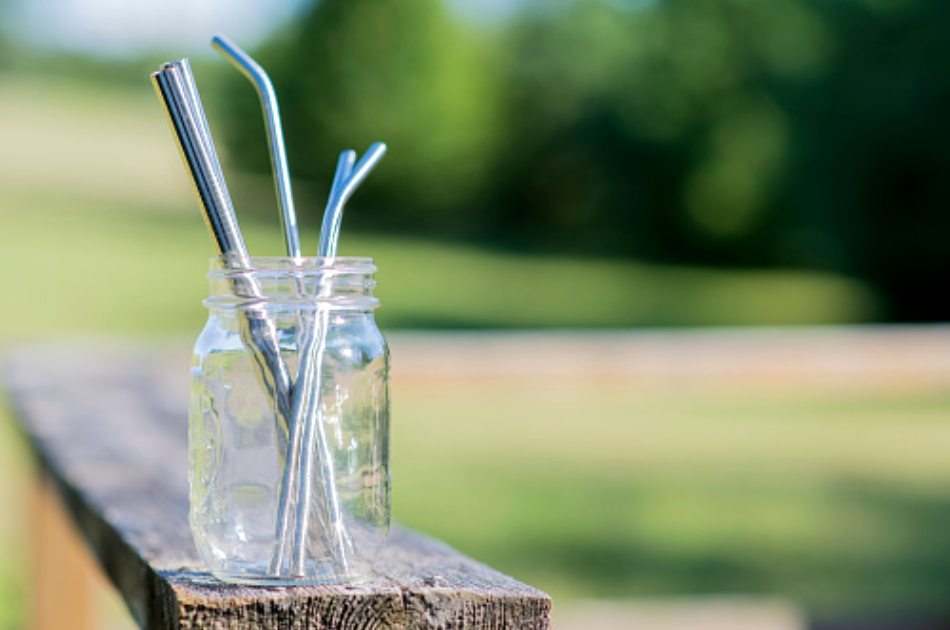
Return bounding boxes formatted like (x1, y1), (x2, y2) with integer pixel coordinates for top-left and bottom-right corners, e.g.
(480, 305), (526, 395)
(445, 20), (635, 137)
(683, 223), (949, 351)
(211, 34), (301, 258)
(152, 61), (244, 255)
(151, 60), (295, 454)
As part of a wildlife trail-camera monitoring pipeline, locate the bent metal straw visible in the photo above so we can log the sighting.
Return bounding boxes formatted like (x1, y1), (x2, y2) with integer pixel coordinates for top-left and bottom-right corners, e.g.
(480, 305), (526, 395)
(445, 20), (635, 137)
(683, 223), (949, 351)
(290, 143), (388, 575)
(211, 34), (301, 259)
(208, 36), (361, 578)
(269, 151), (354, 576)
(209, 35), (389, 577)
(206, 36), (350, 577)
(270, 144), (387, 577)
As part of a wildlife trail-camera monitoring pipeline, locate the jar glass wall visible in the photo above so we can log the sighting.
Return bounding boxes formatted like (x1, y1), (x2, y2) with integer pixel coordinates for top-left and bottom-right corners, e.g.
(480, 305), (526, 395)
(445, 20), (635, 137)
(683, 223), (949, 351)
(189, 256), (390, 585)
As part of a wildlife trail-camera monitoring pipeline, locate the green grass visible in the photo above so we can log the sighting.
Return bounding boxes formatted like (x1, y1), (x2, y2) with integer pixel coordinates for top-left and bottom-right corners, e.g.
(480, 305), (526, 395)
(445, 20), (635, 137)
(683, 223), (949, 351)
(0, 74), (880, 339)
(0, 188), (880, 340)
(391, 382), (950, 614)
(0, 190), (881, 343)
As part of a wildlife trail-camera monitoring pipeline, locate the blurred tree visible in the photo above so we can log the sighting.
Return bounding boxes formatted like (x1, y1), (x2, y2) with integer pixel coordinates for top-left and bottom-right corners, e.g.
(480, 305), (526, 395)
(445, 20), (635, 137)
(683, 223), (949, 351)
(491, 0), (950, 319)
(220, 0), (950, 321)
(795, 0), (950, 321)
(0, 26), (11, 71)
(492, 0), (836, 262)
(219, 0), (504, 230)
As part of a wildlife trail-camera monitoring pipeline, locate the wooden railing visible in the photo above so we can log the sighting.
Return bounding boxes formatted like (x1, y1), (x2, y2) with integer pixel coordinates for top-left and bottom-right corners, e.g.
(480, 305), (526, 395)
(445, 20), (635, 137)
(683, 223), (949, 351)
(5, 342), (551, 630)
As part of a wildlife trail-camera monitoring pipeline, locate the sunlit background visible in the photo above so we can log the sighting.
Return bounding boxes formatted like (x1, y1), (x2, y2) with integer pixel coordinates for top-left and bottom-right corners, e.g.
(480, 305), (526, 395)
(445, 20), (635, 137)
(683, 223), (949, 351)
(0, 0), (949, 628)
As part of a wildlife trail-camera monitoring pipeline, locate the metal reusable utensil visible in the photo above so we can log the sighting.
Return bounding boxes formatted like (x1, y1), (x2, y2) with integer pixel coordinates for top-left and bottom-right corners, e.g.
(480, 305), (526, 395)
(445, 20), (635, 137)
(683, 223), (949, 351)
(193, 36), (342, 578)
(318, 144), (387, 257)
(205, 35), (357, 578)
(208, 34), (311, 483)
(320, 150), (357, 251)
(211, 34), (301, 258)
(151, 60), (295, 454)
(269, 151), (355, 576)
(152, 61), (244, 254)
(269, 146), (387, 576)
(289, 144), (388, 575)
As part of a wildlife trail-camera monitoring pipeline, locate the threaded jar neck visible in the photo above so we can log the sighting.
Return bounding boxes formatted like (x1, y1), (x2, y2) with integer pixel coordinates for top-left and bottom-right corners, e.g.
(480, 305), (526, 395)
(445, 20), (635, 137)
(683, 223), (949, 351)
(204, 256), (379, 312)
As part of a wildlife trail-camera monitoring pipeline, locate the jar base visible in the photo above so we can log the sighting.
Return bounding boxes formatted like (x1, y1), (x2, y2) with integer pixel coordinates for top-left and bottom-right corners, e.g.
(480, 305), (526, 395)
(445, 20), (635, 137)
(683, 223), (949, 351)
(207, 560), (371, 586)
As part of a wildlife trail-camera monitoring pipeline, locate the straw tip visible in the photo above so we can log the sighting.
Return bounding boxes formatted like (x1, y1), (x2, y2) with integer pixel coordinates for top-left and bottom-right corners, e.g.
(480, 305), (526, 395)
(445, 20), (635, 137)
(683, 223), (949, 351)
(157, 58), (189, 73)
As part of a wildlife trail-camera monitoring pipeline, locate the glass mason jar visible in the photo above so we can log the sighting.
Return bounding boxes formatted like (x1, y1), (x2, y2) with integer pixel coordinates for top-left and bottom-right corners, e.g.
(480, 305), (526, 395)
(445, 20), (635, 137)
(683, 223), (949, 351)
(189, 256), (390, 585)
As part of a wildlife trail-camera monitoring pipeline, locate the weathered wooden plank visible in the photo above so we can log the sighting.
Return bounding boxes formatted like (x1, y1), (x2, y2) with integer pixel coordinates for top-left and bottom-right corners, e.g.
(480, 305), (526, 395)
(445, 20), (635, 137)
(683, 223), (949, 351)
(4, 341), (551, 630)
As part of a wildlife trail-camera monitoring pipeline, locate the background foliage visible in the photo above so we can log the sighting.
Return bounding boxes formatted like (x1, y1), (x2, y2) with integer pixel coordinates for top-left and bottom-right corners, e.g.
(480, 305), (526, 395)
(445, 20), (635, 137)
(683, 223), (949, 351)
(219, 0), (950, 322)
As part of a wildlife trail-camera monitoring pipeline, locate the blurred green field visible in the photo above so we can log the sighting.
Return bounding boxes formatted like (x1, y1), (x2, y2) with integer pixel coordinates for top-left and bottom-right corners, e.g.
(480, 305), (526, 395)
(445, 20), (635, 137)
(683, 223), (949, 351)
(392, 380), (950, 611)
(0, 73), (947, 628)
(0, 193), (881, 338)
(0, 73), (880, 340)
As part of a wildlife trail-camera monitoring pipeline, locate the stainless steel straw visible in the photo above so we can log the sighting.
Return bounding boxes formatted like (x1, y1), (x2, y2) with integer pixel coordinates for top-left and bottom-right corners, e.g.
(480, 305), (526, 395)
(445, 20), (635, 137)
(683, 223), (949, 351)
(151, 60), (295, 454)
(318, 146), (387, 257)
(211, 34), (301, 258)
(288, 144), (388, 576)
(269, 152), (354, 576)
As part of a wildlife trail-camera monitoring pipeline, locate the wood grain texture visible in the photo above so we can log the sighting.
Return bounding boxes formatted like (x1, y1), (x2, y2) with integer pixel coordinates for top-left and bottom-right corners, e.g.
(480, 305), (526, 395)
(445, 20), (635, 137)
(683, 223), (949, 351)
(4, 341), (550, 630)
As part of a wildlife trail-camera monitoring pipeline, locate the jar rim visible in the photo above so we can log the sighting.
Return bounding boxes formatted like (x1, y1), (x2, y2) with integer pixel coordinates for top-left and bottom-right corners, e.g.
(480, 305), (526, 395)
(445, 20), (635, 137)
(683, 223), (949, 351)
(205, 255), (379, 311)
(209, 256), (376, 275)
(210, 255), (374, 266)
